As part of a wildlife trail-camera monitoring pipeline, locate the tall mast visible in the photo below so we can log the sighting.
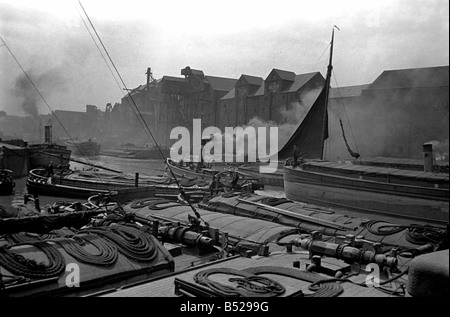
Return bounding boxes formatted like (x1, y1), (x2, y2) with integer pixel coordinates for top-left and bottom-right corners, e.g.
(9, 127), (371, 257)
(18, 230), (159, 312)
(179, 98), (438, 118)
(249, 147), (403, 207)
(321, 26), (339, 160)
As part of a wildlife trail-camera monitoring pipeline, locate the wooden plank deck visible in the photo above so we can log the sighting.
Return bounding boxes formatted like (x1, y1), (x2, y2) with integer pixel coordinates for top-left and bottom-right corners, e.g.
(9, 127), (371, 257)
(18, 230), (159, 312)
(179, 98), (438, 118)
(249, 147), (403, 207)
(307, 161), (449, 182)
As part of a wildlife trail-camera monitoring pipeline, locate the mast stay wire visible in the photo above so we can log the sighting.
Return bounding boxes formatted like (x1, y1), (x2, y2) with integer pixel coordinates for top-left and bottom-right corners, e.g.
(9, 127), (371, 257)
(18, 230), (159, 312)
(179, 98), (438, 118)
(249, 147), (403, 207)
(77, 1), (206, 224)
(74, 2), (157, 151)
(332, 69), (361, 161)
(73, 3), (157, 180)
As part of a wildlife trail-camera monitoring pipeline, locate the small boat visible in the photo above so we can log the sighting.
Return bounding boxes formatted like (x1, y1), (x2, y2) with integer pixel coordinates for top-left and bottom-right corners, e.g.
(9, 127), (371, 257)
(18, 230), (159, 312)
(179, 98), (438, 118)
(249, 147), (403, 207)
(100, 143), (171, 159)
(64, 138), (101, 157)
(27, 124), (72, 169)
(26, 168), (211, 202)
(166, 158), (265, 191)
(279, 28), (449, 224)
(0, 169), (15, 196)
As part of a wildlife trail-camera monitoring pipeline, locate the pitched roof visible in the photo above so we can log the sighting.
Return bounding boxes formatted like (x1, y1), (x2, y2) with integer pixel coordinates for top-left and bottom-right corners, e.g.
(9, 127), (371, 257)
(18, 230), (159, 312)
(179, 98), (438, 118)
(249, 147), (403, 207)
(329, 84), (371, 99)
(239, 75), (264, 86)
(368, 66), (449, 90)
(268, 69), (296, 81)
(253, 82), (265, 96)
(282, 72), (323, 93)
(205, 76), (238, 92)
(221, 88), (235, 100)
(161, 76), (185, 83)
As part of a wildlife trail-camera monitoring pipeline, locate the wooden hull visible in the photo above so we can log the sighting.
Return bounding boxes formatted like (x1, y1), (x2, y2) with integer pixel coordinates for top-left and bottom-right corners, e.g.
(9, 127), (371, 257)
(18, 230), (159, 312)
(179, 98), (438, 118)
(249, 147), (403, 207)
(100, 147), (170, 160)
(166, 159), (265, 191)
(28, 146), (71, 169)
(166, 160), (220, 180)
(283, 166), (449, 225)
(238, 164), (284, 187)
(26, 169), (208, 202)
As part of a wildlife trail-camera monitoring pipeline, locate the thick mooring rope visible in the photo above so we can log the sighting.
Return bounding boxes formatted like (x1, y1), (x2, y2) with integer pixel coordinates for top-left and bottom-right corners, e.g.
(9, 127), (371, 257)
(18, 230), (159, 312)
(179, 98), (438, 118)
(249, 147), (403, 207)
(0, 241), (65, 279)
(56, 235), (118, 267)
(80, 224), (157, 262)
(193, 267), (285, 297)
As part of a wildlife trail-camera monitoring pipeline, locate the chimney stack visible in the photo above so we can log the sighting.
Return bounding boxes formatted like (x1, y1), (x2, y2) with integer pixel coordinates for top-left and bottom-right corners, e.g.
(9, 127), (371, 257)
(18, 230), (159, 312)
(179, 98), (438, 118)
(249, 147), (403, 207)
(423, 143), (434, 172)
(146, 67), (151, 86)
(44, 125), (52, 144)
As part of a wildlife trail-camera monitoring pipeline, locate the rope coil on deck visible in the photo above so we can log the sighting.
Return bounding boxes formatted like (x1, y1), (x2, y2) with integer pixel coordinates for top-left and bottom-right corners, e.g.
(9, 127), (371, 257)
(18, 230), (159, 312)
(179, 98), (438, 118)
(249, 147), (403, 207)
(0, 241), (65, 279)
(193, 267), (285, 297)
(244, 266), (344, 297)
(129, 198), (182, 210)
(80, 224), (158, 262)
(55, 236), (118, 267)
(363, 220), (446, 245)
(6, 232), (61, 244)
(259, 197), (292, 206)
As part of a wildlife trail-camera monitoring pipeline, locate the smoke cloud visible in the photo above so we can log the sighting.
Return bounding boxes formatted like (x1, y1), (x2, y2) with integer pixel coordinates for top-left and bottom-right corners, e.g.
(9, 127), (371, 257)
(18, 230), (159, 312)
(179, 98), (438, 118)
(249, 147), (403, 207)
(13, 68), (67, 117)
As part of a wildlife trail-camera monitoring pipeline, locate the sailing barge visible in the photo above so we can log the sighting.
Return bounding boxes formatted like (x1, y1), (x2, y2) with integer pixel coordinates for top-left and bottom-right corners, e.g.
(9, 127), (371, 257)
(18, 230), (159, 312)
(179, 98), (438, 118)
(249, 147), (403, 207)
(276, 28), (449, 224)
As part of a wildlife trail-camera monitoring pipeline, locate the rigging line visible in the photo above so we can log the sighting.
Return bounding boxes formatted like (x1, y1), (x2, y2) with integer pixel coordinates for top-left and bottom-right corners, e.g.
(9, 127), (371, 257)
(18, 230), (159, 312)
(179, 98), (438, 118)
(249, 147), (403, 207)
(310, 43), (331, 73)
(77, 3), (158, 147)
(75, 7), (161, 157)
(75, 2), (155, 145)
(77, 1), (205, 223)
(0, 36), (94, 167)
(73, 3), (122, 95)
(332, 69), (361, 158)
(73, 4), (160, 183)
(79, 2), (154, 141)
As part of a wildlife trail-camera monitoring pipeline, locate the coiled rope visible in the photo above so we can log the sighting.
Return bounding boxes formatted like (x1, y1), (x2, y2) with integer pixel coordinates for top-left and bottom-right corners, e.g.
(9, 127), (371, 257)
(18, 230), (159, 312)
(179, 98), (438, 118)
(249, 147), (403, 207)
(56, 235), (118, 267)
(129, 198), (181, 210)
(245, 266), (344, 297)
(0, 241), (65, 279)
(6, 232), (60, 244)
(363, 220), (446, 245)
(193, 267), (285, 297)
(80, 224), (157, 262)
(260, 197), (292, 207)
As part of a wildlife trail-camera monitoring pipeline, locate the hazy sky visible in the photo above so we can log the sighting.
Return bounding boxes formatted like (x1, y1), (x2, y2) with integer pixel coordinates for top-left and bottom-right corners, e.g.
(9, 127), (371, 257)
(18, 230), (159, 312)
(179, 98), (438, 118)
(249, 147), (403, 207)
(1, 0), (448, 116)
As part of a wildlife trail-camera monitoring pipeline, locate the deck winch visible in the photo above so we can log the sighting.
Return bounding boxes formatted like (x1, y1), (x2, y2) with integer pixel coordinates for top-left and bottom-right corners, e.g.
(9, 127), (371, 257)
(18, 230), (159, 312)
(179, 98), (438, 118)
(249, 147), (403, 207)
(291, 231), (398, 268)
(159, 225), (214, 249)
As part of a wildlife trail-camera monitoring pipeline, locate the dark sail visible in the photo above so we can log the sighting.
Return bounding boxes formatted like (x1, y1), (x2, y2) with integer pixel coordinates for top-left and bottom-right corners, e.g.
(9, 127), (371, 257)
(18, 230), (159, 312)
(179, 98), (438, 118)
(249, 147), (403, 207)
(277, 27), (337, 161)
(277, 83), (329, 160)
